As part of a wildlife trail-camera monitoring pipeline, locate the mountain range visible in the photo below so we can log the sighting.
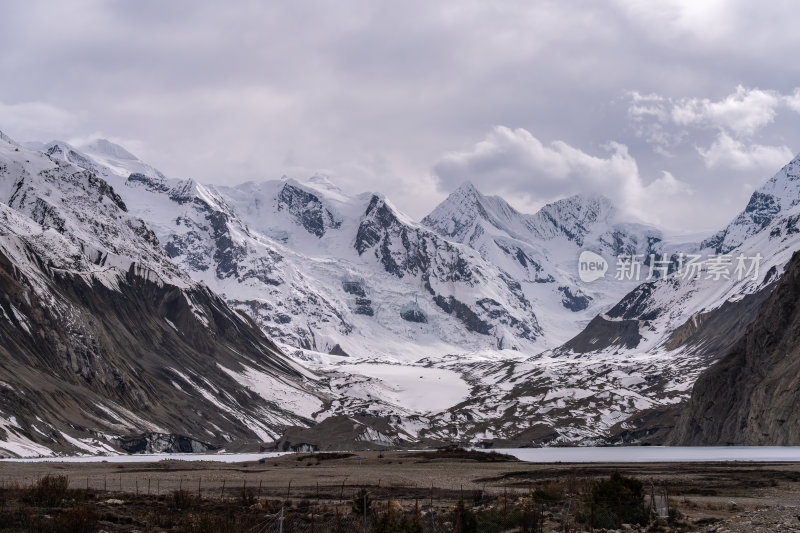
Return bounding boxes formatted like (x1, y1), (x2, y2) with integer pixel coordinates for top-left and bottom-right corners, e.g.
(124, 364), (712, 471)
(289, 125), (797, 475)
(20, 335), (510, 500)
(1, 128), (799, 455)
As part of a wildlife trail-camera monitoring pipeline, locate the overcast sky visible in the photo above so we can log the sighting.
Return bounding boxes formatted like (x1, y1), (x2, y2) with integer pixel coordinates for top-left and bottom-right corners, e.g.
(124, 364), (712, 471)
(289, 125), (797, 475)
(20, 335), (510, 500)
(2, 0), (799, 234)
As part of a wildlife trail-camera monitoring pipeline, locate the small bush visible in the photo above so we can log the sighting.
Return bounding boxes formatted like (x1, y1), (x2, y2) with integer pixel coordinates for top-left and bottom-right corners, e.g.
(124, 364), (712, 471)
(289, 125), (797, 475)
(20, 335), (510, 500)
(578, 471), (647, 529)
(532, 481), (563, 502)
(239, 487), (256, 506)
(170, 489), (194, 510)
(25, 474), (70, 506)
(351, 488), (372, 515)
(55, 504), (99, 533)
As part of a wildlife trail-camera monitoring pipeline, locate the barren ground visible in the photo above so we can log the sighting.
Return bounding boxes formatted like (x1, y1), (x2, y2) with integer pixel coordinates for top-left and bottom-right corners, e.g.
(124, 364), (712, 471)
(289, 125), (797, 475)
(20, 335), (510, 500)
(0, 451), (799, 531)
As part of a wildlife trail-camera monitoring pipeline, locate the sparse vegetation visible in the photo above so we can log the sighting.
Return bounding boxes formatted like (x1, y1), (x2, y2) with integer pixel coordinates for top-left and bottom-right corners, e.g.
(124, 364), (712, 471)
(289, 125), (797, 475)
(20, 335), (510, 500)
(24, 474), (70, 506)
(577, 471), (648, 529)
(13, 453), (791, 532)
(351, 487), (372, 515)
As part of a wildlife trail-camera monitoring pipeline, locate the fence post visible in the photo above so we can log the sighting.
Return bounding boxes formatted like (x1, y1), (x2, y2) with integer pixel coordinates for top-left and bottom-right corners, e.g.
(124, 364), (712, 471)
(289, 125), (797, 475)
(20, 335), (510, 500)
(503, 487), (507, 528)
(363, 493), (368, 533)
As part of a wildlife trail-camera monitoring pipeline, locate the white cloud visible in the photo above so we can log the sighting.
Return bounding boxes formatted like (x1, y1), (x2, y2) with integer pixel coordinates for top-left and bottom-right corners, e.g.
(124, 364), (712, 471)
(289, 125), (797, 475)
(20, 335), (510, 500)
(784, 88), (800, 114)
(432, 126), (692, 225)
(0, 101), (76, 140)
(671, 85), (780, 138)
(626, 87), (798, 175)
(697, 132), (793, 172)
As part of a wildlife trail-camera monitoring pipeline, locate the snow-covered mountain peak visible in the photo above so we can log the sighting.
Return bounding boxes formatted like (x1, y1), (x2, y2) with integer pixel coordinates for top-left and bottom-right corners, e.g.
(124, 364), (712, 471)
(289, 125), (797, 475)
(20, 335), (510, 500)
(422, 181), (506, 242)
(424, 181), (622, 249)
(530, 193), (617, 245)
(451, 180), (481, 199)
(703, 151), (800, 253)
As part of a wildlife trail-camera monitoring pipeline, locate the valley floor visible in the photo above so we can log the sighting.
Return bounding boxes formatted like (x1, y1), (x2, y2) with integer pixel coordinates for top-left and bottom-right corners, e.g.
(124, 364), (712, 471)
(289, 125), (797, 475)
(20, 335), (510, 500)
(1, 451), (799, 531)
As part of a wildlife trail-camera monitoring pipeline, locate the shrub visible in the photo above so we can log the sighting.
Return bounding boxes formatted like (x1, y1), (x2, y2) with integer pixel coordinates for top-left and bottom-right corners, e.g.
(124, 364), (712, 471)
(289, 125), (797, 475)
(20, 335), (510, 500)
(351, 488), (372, 515)
(25, 474), (70, 506)
(170, 489), (194, 510)
(578, 471), (647, 529)
(55, 504), (99, 533)
(532, 481), (563, 502)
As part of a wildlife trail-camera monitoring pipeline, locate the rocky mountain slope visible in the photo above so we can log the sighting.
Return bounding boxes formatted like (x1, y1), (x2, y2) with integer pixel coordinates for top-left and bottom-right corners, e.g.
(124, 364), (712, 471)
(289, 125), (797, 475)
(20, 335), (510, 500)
(0, 131), (325, 457)
(669, 249), (800, 445)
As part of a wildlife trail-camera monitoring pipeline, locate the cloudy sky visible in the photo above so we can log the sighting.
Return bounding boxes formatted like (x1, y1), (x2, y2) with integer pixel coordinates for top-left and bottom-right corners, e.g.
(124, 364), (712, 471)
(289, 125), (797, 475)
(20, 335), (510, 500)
(2, 0), (799, 234)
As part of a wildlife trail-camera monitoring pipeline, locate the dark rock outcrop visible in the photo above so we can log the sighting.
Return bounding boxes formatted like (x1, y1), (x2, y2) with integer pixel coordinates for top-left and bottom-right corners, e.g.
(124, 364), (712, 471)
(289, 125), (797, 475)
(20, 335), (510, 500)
(110, 433), (218, 454)
(669, 250), (800, 445)
(560, 315), (642, 353)
(274, 415), (401, 451)
(277, 183), (341, 237)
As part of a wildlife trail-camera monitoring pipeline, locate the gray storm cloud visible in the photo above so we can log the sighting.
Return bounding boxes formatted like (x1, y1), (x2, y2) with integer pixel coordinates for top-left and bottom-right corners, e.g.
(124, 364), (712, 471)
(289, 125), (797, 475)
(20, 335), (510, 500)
(1, 0), (799, 232)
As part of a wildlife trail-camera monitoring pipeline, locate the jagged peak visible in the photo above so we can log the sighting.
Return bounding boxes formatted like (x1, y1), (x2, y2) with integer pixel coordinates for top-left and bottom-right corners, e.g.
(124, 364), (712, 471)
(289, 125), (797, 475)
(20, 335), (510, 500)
(539, 193), (615, 219)
(453, 180), (480, 196)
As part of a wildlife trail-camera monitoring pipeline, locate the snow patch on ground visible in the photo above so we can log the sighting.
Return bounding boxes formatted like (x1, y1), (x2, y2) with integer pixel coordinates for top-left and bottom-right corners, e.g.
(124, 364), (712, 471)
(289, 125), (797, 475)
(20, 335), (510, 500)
(336, 363), (470, 413)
